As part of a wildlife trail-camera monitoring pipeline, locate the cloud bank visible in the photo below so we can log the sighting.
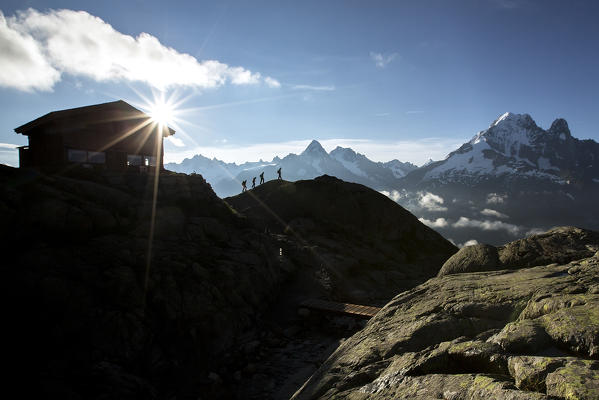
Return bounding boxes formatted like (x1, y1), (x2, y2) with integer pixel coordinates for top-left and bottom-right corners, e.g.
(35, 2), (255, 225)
(0, 142), (19, 166)
(452, 216), (521, 235)
(380, 190), (405, 203)
(418, 192), (448, 212)
(418, 217), (449, 228)
(0, 8), (276, 91)
(480, 208), (508, 219)
(486, 192), (507, 204)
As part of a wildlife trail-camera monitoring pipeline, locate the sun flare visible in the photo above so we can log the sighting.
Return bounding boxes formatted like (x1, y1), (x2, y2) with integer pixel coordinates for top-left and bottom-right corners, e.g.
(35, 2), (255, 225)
(149, 100), (175, 127)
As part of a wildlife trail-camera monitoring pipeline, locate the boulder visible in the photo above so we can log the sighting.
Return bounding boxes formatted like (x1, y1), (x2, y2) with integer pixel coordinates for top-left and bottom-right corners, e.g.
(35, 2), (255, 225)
(437, 244), (500, 276)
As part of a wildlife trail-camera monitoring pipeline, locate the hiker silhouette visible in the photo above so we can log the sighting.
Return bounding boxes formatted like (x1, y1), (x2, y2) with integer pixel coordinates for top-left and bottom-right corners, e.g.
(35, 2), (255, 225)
(252, 177), (256, 189)
(259, 171), (264, 184)
(241, 180), (247, 192)
(277, 167), (282, 180)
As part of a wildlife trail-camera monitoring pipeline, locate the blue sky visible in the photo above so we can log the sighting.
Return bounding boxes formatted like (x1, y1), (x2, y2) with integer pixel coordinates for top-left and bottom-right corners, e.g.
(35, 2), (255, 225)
(1, 0), (598, 166)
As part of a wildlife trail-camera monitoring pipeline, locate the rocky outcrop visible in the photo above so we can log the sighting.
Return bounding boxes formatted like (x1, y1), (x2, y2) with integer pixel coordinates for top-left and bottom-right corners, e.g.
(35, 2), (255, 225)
(499, 226), (599, 268)
(226, 175), (458, 304)
(292, 235), (599, 399)
(437, 243), (500, 276)
(438, 226), (599, 276)
(1, 166), (293, 399)
(1, 166), (456, 399)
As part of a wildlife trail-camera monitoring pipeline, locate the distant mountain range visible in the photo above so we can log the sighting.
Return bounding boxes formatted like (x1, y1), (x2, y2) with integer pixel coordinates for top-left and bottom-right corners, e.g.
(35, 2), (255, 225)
(165, 140), (417, 197)
(166, 112), (599, 246)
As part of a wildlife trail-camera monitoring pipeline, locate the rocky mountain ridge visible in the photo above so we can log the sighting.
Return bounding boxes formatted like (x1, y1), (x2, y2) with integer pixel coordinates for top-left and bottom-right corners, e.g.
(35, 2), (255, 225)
(225, 175), (456, 303)
(394, 113), (599, 246)
(292, 226), (599, 400)
(1, 165), (455, 399)
(404, 112), (599, 189)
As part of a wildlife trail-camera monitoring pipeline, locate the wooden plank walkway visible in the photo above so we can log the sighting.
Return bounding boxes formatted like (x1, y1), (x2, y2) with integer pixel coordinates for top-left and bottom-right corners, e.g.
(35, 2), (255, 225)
(300, 298), (381, 319)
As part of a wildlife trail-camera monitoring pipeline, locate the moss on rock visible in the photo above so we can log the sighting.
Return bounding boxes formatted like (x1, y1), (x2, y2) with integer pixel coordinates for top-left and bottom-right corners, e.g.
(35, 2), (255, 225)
(546, 360), (599, 400)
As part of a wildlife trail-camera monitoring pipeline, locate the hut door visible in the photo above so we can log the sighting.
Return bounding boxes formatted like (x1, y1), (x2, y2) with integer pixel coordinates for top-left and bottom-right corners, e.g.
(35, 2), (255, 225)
(46, 134), (63, 165)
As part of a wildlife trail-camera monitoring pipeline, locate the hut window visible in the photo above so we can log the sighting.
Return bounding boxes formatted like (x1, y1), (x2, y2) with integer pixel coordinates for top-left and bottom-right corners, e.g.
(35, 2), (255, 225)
(127, 154), (142, 166)
(144, 156), (157, 166)
(88, 151), (106, 164)
(67, 149), (87, 162)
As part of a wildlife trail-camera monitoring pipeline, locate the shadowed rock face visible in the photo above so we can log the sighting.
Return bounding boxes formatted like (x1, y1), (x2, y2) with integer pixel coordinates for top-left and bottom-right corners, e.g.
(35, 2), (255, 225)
(1, 167), (456, 399)
(438, 226), (599, 277)
(291, 231), (599, 400)
(226, 175), (458, 304)
(499, 226), (599, 268)
(1, 166), (292, 398)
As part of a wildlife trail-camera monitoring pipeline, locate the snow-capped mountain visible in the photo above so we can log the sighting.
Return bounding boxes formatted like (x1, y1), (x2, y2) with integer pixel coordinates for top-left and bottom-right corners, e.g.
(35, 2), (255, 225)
(393, 112), (599, 246)
(165, 114), (599, 246)
(165, 154), (276, 185)
(402, 112), (599, 189)
(165, 140), (417, 197)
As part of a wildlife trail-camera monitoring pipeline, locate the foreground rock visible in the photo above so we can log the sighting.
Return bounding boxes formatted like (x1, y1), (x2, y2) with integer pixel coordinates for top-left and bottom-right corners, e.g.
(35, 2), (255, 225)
(2, 166), (292, 398)
(438, 226), (599, 276)
(1, 166), (456, 399)
(437, 243), (500, 276)
(292, 231), (599, 399)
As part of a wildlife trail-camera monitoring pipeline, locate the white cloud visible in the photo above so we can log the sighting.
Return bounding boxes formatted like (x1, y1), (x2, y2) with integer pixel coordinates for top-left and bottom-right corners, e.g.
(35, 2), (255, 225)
(0, 11), (60, 91)
(292, 84), (335, 91)
(418, 217), (449, 228)
(227, 67), (261, 85)
(0, 8), (273, 91)
(453, 217), (521, 236)
(461, 239), (480, 248)
(0, 143), (19, 166)
(418, 192), (448, 212)
(166, 136), (185, 147)
(370, 52), (398, 68)
(480, 208), (508, 219)
(264, 76), (281, 88)
(380, 190), (404, 202)
(486, 192), (507, 204)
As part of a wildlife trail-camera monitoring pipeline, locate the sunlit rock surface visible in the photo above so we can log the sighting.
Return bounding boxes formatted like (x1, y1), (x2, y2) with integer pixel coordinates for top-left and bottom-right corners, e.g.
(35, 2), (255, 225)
(292, 231), (599, 400)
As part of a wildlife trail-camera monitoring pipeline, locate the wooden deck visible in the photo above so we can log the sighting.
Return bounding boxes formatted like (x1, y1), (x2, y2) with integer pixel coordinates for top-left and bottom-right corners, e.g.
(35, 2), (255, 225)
(300, 298), (381, 319)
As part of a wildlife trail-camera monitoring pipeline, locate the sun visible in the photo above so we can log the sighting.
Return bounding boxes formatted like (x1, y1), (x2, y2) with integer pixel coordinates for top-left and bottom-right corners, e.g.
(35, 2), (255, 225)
(149, 100), (175, 127)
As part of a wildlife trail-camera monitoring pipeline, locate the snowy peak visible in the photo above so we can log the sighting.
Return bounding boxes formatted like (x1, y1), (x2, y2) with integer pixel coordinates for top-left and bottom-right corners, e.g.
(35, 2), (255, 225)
(468, 112), (544, 159)
(302, 140), (328, 158)
(491, 112), (536, 129)
(419, 112), (599, 186)
(330, 146), (358, 162)
(422, 158), (435, 167)
(384, 159), (418, 178)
